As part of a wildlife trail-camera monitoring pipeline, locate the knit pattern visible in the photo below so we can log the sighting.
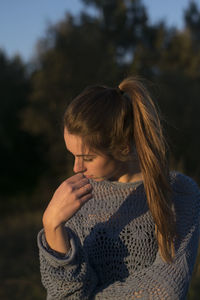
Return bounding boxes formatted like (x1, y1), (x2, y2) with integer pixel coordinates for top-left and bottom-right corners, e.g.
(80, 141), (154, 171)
(37, 172), (200, 299)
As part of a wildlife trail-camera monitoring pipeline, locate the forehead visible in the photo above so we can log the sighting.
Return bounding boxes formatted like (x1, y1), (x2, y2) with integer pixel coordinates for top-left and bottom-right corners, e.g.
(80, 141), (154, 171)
(64, 128), (90, 155)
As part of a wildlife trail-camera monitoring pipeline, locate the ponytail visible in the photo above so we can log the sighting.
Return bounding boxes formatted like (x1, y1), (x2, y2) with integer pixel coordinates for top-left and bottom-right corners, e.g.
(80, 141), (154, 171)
(64, 76), (176, 262)
(119, 77), (176, 263)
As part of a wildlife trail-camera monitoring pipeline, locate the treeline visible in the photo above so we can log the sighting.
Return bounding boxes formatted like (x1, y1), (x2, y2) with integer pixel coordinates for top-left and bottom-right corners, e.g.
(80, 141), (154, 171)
(1, 0), (200, 213)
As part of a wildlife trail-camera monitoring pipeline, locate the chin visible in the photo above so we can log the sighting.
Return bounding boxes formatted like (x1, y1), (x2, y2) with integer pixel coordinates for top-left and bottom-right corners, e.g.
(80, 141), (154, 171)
(85, 174), (108, 181)
(91, 176), (106, 182)
(94, 178), (104, 182)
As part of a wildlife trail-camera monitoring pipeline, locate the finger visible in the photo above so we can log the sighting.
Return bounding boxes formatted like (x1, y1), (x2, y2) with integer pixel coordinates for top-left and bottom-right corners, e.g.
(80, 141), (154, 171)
(66, 173), (85, 184)
(76, 183), (93, 198)
(72, 177), (89, 189)
(78, 192), (93, 205)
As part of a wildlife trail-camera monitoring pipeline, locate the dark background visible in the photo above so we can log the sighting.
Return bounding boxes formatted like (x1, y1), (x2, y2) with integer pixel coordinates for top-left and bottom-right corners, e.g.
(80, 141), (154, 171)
(1, 0), (200, 298)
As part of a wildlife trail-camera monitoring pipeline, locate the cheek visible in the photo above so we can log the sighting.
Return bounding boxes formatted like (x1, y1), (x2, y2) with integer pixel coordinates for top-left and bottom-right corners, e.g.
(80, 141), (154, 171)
(96, 160), (116, 174)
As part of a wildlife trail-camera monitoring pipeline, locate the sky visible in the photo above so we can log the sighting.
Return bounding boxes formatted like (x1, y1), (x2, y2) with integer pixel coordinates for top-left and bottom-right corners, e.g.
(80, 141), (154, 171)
(0, 0), (197, 62)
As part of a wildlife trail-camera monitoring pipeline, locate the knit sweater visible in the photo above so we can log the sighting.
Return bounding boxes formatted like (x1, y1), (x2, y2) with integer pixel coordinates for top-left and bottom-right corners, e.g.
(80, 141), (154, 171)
(37, 171), (200, 300)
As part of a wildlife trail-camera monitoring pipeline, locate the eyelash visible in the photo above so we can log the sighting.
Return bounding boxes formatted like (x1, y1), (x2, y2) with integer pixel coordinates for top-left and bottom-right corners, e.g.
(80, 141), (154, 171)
(83, 158), (94, 162)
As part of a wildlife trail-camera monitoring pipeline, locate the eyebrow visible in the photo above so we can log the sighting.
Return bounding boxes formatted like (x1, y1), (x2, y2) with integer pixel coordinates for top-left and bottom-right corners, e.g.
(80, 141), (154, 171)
(65, 144), (96, 157)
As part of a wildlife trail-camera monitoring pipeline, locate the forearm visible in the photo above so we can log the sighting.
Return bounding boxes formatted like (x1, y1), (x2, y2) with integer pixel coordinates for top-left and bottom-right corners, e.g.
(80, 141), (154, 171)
(43, 221), (71, 254)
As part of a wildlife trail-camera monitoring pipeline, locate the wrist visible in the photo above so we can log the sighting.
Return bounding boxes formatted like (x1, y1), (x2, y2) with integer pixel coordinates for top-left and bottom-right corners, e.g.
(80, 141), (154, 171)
(43, 220), (71, 254)
(42, 211), (62, 231)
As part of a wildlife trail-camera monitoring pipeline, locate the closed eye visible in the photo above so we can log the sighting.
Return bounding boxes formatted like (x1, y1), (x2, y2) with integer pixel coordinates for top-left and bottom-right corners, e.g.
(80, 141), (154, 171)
(83, 157), (95, 162)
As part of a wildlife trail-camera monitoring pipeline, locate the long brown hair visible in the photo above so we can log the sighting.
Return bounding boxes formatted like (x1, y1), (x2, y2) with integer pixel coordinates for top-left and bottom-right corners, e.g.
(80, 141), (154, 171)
(64, 77), (176, 263)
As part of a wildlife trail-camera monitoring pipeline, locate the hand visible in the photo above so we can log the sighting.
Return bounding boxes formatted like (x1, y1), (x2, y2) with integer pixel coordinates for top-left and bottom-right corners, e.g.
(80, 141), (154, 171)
(43, 173), (93, 230)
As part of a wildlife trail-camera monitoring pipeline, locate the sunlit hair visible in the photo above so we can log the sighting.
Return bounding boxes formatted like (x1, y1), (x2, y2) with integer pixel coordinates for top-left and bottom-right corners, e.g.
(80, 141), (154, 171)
(64, 77), (176, 263)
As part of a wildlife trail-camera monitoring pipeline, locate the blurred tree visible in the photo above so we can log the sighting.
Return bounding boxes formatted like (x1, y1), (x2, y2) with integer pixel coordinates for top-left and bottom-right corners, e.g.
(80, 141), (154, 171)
(184, 1), (200, 46)
(0, 50), (44, 211)
(82, 0), (148, 63)
(157, 3), (200, 180)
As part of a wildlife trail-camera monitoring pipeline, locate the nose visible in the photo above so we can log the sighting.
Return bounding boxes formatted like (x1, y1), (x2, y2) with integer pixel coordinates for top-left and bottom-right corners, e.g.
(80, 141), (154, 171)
(73, 157), (86, 174)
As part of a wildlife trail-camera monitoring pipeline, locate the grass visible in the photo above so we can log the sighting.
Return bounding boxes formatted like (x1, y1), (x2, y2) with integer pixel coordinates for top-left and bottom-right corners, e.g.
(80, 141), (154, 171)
(0, 211), (199, 299)
(0, 211), (45, 300)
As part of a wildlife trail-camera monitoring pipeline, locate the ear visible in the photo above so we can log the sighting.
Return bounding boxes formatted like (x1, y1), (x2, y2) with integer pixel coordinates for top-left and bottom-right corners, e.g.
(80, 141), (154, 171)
(121, 145), (130, 156)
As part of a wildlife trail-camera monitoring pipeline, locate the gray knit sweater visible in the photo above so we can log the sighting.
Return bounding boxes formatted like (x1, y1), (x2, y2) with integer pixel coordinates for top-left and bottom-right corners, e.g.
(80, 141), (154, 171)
(37, 171), (200, 299)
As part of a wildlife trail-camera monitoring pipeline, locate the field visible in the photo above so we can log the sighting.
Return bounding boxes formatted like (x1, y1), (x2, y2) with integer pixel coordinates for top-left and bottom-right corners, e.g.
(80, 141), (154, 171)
(0, 211), (45, 300)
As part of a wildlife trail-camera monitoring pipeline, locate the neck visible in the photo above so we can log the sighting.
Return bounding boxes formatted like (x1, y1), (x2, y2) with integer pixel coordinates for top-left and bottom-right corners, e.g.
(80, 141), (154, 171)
(118, 171), (143, 183)
(111, 157), (143, 183)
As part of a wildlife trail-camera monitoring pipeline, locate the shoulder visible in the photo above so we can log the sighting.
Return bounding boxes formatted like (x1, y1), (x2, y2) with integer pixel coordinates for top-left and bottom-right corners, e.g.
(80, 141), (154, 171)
(170, 171), (200, 221)
(170, 171), (200, 195)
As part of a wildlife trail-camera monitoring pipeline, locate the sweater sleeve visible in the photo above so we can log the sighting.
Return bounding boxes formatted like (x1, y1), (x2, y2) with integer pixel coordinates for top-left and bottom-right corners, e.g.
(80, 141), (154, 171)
(37, 224), (98, 300)
(92, 173), (200, 300)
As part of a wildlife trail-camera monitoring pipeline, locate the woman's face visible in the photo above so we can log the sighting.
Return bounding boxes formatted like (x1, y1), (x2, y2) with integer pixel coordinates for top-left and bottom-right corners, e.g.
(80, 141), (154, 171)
(64, 128), (122, 181)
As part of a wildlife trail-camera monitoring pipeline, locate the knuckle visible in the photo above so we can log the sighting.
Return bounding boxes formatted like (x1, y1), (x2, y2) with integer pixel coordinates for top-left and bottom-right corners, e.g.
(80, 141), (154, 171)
(66, 184), (74, 193)
(83, 178), (89, 184)
(86, 184), (92, 191)
(88, 192), (93, 199)
(77, 172), (84, 178)
(71, 193), (78, 202)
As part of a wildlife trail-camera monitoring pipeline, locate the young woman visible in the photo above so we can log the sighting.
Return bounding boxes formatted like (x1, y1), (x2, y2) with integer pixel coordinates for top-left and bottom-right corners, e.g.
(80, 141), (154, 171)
(37, 77), (200, 299)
